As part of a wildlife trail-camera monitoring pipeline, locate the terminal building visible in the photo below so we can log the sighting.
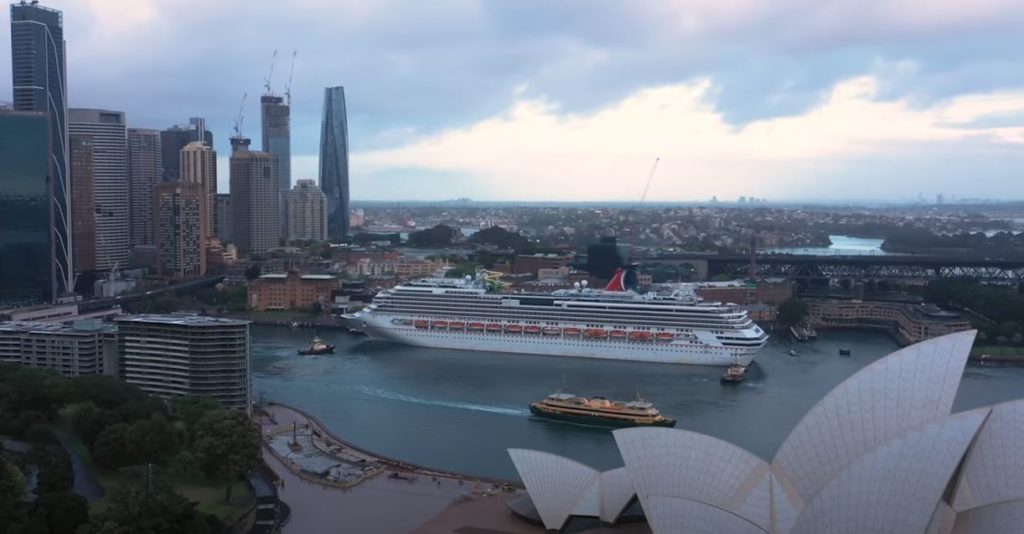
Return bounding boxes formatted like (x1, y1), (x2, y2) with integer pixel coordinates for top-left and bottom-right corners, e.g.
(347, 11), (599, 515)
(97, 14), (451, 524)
(0, 319), (118, 377)
(115, 315), (251, 411)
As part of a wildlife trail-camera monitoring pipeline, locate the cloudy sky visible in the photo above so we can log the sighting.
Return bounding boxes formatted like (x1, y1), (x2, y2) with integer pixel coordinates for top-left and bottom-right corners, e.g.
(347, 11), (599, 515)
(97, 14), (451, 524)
(3, 0), (1024, 202)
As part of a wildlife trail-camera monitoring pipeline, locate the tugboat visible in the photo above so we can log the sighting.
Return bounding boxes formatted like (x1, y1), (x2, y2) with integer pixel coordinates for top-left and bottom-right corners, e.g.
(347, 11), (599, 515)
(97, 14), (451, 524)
(297, 336), (335, 355)
(529, 392), (675, 428)
(839, 348), (852, 356)
(720, 363), (748, 384)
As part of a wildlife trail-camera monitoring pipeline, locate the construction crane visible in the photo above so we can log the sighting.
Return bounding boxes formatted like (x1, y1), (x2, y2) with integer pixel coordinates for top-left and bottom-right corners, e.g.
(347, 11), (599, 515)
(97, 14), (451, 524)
(263, 49), (278, 95)
(232, 92), (247, 138)
(639, 157), (661, 203)
(284, 51), (297, 105)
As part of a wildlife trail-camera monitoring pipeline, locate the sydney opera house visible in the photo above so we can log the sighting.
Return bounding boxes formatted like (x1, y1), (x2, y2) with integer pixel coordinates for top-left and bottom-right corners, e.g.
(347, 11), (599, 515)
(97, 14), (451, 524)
(508, 330), (1024, 533)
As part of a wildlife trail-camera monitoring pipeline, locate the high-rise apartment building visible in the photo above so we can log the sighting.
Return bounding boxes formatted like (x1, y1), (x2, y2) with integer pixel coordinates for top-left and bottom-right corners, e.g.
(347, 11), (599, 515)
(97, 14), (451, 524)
(128, 128), (162, 247)
(160, 118), (213, 182)
(154, 181), (206, 279)
(229, 138), (278, 257)
(319, 86), (350, 240)
(0, 319), (118, 377)
(287, 179), (327, 242)
(180, 141), (217, 239)
(11, 1), (72, 296)
(0, 110), (54, 306)
(261, 95), (290, 241)
(215, 193), (233, 243)
(115, 315), (251, 411)
(69, 135), (96, 274)
(69, 109), (128, 271)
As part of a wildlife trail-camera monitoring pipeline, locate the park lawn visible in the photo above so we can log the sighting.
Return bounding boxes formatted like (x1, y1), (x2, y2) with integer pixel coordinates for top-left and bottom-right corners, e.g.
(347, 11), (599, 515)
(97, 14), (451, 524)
(972, 345), (1024, 359)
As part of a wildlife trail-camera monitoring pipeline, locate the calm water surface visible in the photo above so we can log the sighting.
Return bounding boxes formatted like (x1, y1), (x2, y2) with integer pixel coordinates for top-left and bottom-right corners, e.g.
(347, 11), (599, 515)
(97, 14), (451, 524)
(253, 326), (1024, 479)
(764, 234), (893, 256)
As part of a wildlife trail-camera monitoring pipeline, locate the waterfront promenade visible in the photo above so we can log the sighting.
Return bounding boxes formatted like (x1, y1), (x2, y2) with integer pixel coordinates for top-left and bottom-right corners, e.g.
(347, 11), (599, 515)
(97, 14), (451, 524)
(258, 403), (537, 533)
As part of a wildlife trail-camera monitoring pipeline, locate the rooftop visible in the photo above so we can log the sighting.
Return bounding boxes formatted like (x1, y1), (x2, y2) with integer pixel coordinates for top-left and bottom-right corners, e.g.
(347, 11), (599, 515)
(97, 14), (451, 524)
(0, 319), (116, 335)
(114, 314), (249, 327)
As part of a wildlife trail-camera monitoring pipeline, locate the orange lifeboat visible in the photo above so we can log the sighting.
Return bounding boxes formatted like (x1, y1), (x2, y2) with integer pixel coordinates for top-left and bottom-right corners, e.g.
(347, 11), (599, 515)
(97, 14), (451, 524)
(524, 326), (541, 335)
(450, 321), (465, 330)
(468, 322), (485, 331)
(610, 330), (627, 340)
(486, 323), (502, 332)
(563, 327), (582, 336)
(585, 328), (608, 339)
(506, 324), (523, 334)
(629, 331), (653, 342)
(542, 326), (561, 336)
(431, 320), (448, 330)
(655, 332), (675, 342)
(414, 320), (429, 329)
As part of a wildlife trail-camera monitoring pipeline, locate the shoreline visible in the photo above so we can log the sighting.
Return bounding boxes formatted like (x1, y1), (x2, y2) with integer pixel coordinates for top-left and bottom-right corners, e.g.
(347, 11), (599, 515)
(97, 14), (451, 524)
(260, 401), (520, 488)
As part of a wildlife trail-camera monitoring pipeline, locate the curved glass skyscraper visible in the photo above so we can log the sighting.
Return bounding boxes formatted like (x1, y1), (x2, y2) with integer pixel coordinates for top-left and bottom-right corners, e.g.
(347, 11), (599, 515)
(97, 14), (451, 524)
(11, 1), (70, 297)
(318, 86), (349, 240)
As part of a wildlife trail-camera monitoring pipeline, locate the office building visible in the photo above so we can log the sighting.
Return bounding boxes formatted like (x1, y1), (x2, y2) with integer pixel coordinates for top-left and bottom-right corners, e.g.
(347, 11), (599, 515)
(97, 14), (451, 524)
(116, 314), (251, 410)
(69, 135), (96, 274)
(229, 137), (278, 256)
(261, 95), (290, 240)
(287, 179), (327, 242)
(154, 181), (206, 279)
(160, 118), (213, 182)
(0, 110), (54, 306)
(0, 319), (117, 377)
(11, 1), (72, 296)
(215, 193), (233, 243)
(319, 86), (350, 239)
(248, 272), (338, 311)
(128, 128), (162, 247)
(180, 141), (217, 239)
(69, 109), (128, 271)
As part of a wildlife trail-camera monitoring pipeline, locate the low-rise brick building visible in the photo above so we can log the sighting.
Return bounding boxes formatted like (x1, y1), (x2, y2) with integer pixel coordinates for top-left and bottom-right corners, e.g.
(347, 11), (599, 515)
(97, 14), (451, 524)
(248, 272), (340, 311)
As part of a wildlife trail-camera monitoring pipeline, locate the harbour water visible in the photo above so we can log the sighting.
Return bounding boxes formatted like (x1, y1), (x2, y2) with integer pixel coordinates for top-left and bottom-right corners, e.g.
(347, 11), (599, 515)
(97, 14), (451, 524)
(763, 234), (893, 255)
(252, 326), (1024, 480)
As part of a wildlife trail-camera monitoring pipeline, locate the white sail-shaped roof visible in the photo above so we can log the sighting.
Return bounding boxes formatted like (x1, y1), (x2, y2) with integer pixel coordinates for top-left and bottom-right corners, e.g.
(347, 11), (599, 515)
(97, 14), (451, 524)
(789, 408), (988, 534)
(643, 496), (770, 534)
(952, 500), (1024, 534)
(772, 330), (975, 507)
(598, 467), (636, 524)
(952, 399), (1024, 512)
(508, 449), (598, 530)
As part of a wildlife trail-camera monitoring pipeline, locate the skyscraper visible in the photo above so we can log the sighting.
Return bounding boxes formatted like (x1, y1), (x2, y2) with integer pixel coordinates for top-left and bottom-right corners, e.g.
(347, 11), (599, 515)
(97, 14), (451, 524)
(69, 109), (128, 272)
(154, 181), (206, 279)
(0, 110), (54, 306)
(180, 141), (217, 239)
(69, 135), (96, 274)
(215, 193), (232, 243)
(319, 86), (350, 240)
(160, 118), (213, 182)
(127, 128), (162, 247)
(11, 1), (71, 296)
(229, 138), (278, 257)
(261, 95), (290, 241)
(287, 179), (327, 242)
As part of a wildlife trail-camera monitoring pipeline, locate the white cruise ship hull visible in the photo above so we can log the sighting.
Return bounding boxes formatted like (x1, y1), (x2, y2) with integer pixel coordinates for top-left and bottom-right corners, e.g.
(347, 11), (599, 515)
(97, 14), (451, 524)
(355, 315), (758, 366)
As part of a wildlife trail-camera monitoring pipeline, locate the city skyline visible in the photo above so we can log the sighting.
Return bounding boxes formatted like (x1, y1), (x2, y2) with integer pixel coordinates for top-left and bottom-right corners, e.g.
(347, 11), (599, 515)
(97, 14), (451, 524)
(0, 1), (1022, 202)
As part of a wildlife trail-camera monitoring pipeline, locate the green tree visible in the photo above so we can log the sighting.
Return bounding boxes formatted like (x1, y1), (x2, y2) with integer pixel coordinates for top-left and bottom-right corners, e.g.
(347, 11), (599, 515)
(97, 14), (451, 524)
(170, 396), (220, 443)
(70, 375), (145, 410)
(407, 225), (459, 247)
(36, 491), (89, 534)
(81, 474), (217, 534)
(469, 226), (530, 251)
(32, 445), (73, 495)
(777, 298), (809, 329)
(0, 457), (28, 531)
(192, 410), (260, 502)
(71, 403), (120, 448)
(92, 423), (132, 469)
(126, 416), (182, 465)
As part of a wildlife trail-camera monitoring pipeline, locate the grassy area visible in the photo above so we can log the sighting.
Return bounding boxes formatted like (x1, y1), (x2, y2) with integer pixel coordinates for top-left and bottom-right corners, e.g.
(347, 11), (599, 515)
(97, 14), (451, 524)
(58, 429), (253, 522)
(971, 345), (1024, 360)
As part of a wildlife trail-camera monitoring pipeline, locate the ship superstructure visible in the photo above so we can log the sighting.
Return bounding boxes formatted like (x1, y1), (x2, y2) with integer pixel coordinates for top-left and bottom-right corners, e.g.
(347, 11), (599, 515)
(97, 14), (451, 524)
(345, 268), (768, 366)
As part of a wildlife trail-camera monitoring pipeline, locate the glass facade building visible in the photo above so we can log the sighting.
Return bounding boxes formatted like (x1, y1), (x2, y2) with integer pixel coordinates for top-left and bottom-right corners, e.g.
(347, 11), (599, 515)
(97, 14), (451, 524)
(318, 86), (350, 240)
(11, 1), (71, 296)
(261, 95), (290, 241)
(0, 111), (54, 306)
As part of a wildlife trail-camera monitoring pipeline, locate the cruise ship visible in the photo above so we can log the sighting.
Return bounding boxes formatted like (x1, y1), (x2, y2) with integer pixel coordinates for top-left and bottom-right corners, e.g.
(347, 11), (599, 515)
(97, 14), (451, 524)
(344, 268), (768, 366)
